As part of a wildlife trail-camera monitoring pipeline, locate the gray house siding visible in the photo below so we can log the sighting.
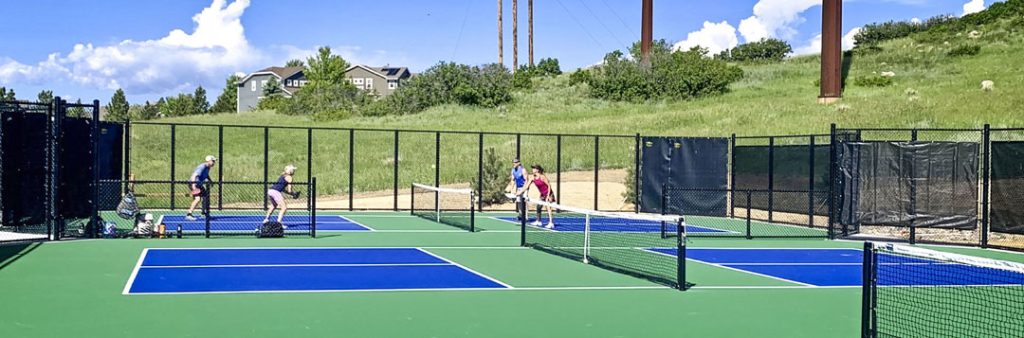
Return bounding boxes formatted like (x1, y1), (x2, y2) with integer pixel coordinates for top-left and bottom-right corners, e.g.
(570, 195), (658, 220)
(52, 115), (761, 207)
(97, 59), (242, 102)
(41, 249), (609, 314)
(345, 67), (389, 97)
(237, 74), (274, 113)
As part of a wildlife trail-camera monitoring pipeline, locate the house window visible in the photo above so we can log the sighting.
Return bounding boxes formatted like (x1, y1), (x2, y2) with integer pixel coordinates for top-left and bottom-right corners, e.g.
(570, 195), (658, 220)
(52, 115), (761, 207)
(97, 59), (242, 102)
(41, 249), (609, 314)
(300, 80), (307, 87)
(353, 78), (364, 85)
(261, 80), (268, 89)
(251, 81), (257, 92)
(366, 78), (373, 90)
(388, 80), (397, 90)
(286, 80), (292, 86)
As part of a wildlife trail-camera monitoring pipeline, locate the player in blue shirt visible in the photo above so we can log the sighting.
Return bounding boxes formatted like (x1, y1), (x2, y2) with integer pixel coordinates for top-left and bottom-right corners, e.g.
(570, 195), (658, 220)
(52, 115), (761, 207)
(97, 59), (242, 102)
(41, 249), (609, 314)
(509, 158), (527, 219)
(185, 155), (216, 221)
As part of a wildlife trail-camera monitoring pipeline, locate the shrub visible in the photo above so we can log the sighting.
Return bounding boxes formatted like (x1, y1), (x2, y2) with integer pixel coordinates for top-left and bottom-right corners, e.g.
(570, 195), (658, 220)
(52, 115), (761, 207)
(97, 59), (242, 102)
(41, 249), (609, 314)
(257, 95), (288, 112)
(717, 38), (793, 62)
(854, 75), (894, 87)
(535, 58), (562, 76)
(479, 148), (508, 206)
(586, 46), (743, 102)
(568, 69), (592, 87)
(947, 44), (981, 57)
(366, 62), (514, 116)
(280, 83), (364, 119)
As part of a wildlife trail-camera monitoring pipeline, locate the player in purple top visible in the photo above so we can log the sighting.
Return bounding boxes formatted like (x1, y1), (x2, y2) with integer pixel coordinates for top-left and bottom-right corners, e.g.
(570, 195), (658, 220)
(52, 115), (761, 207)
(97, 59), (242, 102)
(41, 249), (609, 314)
(263, 165), (299, 226)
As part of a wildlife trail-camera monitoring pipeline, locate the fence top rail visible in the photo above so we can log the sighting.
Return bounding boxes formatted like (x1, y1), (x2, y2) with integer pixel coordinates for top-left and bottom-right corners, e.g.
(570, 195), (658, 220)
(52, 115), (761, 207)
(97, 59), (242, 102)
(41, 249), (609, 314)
(734, 134), (830, 139)
(836, 127), (984, 132)
(991, 128), (1024, 132)
(129, 121), (636, 138)
(664, 188), (827, 194)
(99, 179), (312, 185)
(0, 100), (52, 108)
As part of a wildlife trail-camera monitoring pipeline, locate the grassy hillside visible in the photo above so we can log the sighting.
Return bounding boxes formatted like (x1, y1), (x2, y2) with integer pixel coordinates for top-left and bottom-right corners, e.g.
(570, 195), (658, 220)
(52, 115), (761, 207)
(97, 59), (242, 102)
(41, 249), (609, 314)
(130, 12), (1024, 196)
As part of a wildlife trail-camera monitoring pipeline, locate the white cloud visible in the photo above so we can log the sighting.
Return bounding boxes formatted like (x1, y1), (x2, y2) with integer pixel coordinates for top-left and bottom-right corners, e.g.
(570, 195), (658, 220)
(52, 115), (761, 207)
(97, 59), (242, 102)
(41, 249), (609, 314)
(738, 0), (822, 43)
(671, 21), (739, 55)
(0, 0), (406, 98)
(910, 17), (923, 24)
(793, 27), (862, 55)
(963, 0), (986, 16)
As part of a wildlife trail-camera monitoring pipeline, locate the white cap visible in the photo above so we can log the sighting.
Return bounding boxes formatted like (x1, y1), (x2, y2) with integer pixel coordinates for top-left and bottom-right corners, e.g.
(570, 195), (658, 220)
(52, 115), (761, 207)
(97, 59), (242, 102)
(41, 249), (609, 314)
(205, 155), (218, 162)
(143, 213), (154, 221)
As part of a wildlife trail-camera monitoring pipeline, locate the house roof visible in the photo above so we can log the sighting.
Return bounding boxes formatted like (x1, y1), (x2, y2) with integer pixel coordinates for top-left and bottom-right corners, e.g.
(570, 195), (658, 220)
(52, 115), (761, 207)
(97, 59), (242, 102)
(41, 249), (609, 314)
(236, 66), (304, 87)
(346, 65), (410, 80)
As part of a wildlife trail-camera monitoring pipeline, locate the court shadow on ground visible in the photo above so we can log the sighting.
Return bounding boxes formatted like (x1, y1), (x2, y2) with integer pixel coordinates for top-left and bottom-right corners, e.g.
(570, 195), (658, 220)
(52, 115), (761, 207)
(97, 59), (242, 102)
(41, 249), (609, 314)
(0, 242), (41, 271)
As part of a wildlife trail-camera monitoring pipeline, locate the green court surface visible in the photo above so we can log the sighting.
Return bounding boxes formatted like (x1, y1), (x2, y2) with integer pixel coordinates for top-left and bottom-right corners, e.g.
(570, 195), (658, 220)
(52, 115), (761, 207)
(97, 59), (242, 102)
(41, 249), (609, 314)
(1, 212), (1022, 337)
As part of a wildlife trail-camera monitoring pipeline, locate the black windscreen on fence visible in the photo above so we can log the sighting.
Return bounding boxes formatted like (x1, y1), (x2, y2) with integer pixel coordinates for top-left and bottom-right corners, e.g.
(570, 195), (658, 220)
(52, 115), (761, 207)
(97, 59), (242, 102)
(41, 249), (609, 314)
(1, 110), (49, 226)
(640, 137), (728, 215)
(59, 117), (96, 220)
(991, 141), (1024, 235)
(836, 141), (979, 230)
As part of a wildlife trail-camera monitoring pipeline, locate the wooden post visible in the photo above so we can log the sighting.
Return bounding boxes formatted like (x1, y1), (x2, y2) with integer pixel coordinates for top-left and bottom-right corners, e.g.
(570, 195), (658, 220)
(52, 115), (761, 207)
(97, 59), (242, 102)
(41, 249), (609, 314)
(819, 0), (843, 103)
(498, 0), (503, 66)
(641, 0), (653, 67)
(529, 0), (534, 67)
(513, 0), (519, 72)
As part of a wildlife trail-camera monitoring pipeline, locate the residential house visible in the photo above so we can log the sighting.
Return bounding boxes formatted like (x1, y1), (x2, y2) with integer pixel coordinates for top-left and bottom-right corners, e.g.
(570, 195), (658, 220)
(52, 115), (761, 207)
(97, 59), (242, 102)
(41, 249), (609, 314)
(235, 66), (307, 112)
(236, 65), (412, 113)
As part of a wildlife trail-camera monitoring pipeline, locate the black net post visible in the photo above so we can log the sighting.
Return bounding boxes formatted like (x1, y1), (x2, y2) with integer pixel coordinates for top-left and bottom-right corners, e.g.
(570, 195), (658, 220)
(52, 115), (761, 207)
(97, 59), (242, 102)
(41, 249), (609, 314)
(981, 124), (990, 248)
(746, 190), (753, 240)
(634, 133), (641, 213)
(91, 100), (101, 238)
(409, 184), (415, 216)
(767, 137), (775, 223)
(263, 127), (269, 210)
(556, 135), (562, 203)
(217, 126), (223, 210)
(393, 130), (399, 211)
(470, 191), (476, 232)
(519, 197), (527, 246)
(861, 241), (876, 338)
(477, 132), (484, 211)
(730, 134), (736, 218)
(311, 177), (317, 238)
(516, 133), (521, 160)
(594, 136), (600, 211)
(676, 218), (686, 291)
(170, 124), (176, 210)
(348, 129), (354, 211)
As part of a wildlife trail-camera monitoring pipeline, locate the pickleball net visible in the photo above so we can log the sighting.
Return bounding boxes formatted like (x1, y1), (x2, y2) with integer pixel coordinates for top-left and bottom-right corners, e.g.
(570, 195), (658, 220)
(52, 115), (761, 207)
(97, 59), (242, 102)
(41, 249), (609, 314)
(862, 242), (1024, 338)
(519, 196), (688, 289)
(410, 183), (476, 232)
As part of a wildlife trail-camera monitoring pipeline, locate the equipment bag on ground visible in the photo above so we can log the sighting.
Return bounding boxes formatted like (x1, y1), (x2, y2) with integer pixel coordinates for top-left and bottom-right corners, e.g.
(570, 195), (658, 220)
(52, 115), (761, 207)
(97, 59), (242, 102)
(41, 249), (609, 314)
(258, 222), (285, 238)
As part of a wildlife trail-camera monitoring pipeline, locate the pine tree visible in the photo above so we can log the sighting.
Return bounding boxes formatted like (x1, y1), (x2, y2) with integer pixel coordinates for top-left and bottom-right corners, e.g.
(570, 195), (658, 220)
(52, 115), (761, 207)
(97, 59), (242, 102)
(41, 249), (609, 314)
(105, 89), (130, 121)
(67, 99), (86, 118)
(193, 86), (210, 115)
(37, 90), (54, 104)
(211, 75), (240, 113)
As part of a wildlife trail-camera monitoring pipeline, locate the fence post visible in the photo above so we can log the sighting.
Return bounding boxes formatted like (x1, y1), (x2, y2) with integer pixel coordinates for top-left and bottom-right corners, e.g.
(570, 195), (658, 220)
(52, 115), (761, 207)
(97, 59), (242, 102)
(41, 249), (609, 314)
(908, 130), (921, 240)
(263, 127), (269, 210)
(634, 133), (641, 213)
(516, 133), (521, 161)
(981, 125), (991, 248)
(307, 128), (313, 190)
(767, 137), (774, 223)
(348, 129), (354, 211)
(828, 124), (837, 239)
(91, 100), (101, 238)
(434, 132), (441, 188)
(594, 136), (600, 211)
(170, 124), (176, 210)
(217, 126), (224, 210)
(204, 182), (211, 238)
(808, 136), (816, 228)
(477, 133), (484, 211)
(124, 121), (131, 182)
(730, 134), (736, 218)
(393, 130), (399, 211)
(556, 135), (562, 204)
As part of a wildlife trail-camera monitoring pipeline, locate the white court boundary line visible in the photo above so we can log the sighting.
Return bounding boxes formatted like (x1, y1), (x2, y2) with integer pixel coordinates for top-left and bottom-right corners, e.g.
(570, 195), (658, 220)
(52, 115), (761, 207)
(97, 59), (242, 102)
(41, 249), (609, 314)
(123, 285), (671, 296)
(641, 248), (817, 287)
(144, 246), (529, 250)
(122, 248), (149, 295)
(417, 248), (514, 289)
(140, 263), (454, 269)
(335, 215), (376, 231)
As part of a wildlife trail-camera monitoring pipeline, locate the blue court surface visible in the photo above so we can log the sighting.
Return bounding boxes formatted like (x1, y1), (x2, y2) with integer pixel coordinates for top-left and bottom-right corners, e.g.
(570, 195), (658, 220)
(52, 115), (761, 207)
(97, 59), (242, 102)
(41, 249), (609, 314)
(646, 248), (1024, 287)
(495, 216), (733, 234)
(124, 248), (509, 294)
(159, 215), (372, 232)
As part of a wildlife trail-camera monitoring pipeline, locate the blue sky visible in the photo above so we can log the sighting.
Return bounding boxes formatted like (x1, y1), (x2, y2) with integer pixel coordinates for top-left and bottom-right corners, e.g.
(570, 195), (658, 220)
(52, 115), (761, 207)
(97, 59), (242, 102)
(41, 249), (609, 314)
(0, 0), (1000, 103)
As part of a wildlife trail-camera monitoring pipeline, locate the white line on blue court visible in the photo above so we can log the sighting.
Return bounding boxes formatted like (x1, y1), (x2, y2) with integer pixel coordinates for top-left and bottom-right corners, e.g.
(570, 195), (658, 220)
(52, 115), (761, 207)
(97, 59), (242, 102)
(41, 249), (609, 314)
(417, 248), (515, 289)
(122, 248), (149, 295)
(139, 263), (454, 269)
(122, 285), (671, 296)
(337, 215), (376, 231)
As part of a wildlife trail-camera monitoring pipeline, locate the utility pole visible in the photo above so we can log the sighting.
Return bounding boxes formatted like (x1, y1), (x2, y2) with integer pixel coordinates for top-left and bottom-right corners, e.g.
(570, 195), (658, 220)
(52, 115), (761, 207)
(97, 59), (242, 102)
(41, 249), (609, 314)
(513, 0), (519, 72)
(819, 0), (843, 103)
(641, 0), (653, 67)
(529, 0), (534, 67)
(498, 0), (504, 66)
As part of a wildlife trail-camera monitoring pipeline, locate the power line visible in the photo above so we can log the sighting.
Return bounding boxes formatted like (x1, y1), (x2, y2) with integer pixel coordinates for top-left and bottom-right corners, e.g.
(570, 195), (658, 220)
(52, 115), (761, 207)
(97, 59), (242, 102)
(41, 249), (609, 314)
(576, 0), (629, 50)
(553, 0), (607, 52)
(451, 0), (473, 60)
(599, 0), (639, 38)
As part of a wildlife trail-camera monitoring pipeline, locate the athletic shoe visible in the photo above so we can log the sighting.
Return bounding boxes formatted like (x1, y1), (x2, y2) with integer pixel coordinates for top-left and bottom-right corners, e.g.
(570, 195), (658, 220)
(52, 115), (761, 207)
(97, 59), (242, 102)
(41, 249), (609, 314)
(545, 222), (555, 229)
(530, 220), (542, 226)
(185, 215), (196, 221)
(281, 224), (288, 229)
(262, 219), (269, 224)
